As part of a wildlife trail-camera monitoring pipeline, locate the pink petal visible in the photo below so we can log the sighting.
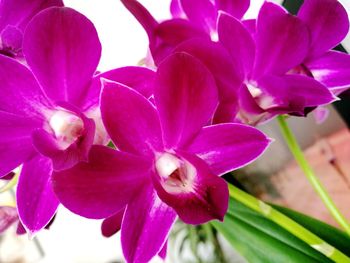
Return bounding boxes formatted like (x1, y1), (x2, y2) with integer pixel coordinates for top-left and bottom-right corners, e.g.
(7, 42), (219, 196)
(101, 80), (163, 157)
(298, 0), (349, 58)
(0, 0), (63, 31)
(153, 152), (228, 224)
(313, 106), (330, 124)
(0, 111), (40, 177)
(215, 0), (250, 19)
(101, 209), (125, 238)
(158, 241), (168, 260)
(121, 186), (177, 263)
(23, 7), (101, 106)
(180, 0), (217, 34)
(155, 53), (218, 149)
(52, 145), (152, 219)
(187, 123), (270, 175)
(17, 154), (59, 235)
(170, 0), (185, 18)
(1, 25), (23, 56)
(218, 12), (255, 78)
(0, 206), (18, 233)
(32, 105), (95, 171)
(306, 51), (350, 95)
(0, 54), (51, 117)
(253, 2), (309, 78)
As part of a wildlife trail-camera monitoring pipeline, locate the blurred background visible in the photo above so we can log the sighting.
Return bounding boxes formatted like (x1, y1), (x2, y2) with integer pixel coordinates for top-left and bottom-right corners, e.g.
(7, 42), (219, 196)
(1, 0), (350, 262)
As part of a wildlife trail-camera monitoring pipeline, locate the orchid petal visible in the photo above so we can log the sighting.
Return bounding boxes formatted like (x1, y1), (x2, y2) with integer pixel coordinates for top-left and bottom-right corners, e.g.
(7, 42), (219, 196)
(17, 154), (59, 235)
(122, 186), (177, 263)
(0, 25), (23, 56)
(101, 80), (163, 157)
(159, 241), (168, 260)
(0, 111), (40, 177)
(86, 66), (156, 111)
(218, 12), (255, 78)
(187, 123), (270, 175)
(0, 54), (51, 117)
(101, 209), (125, 238)
(155, 53), (218, 149)
(253, 2), (309, 77)
(298, 0), (349, 58)
(306, 51), (350, 95)
(170, 0), (185, 18)
(0, 206), (18, 233)
(23, 7), (101, 107)
(215, 0), (250, 19)
(52, 145), (151, 219)
(180, 0), (217, 34)
(153, 152), (228, 224)
(0, 0), (63, 31)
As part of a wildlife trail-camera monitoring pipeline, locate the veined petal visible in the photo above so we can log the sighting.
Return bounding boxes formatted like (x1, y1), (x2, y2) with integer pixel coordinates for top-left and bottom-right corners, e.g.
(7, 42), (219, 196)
(52, 145), (152, 219)
(0, 0), (63, 31)
(298, 0), (349, 58)
(101, 209), (125, 238)
(306, 51), (350, 95)
(0, 54), (51, 117)
(180, 0), (217, 34)
(170, 0), (185, 18)
(17, 154), (59, 235)
(86, 66), (156, 111)
(218, 12), (255, 78)
(155, 53), (218, 149)
(186, 123), (270, 175)
(253, 2), (309, 77)
(0, 206), (18, 233)
(121, 186), (177, 263)
(23, 7), (101, 106)
(153, 152), (228, 224)
(215, 0), (250, 19)
(0, 111), (40, 177)
(101, 80), (163, 157)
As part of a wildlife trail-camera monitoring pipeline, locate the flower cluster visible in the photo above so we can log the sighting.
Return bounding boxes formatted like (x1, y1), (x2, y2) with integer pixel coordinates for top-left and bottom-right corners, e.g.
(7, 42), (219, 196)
(0, 0), (349, 262)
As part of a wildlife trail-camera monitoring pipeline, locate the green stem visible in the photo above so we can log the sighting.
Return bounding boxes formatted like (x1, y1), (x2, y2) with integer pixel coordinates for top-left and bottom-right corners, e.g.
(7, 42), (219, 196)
(277, 115), (350, 235)
(228, 184), (350, 263)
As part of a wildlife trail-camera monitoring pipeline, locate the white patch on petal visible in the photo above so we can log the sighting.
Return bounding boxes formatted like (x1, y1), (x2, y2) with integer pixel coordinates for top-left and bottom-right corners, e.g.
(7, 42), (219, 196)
(155, 153), (196, 194)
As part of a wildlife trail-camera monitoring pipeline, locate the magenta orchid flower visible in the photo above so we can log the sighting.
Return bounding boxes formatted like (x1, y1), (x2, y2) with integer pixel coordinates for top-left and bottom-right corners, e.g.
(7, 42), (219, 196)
(52, 53), (270, 263)
(297, 0), (350, 95)
(0, 0), (63, 59)
(0, 6), (104, 235)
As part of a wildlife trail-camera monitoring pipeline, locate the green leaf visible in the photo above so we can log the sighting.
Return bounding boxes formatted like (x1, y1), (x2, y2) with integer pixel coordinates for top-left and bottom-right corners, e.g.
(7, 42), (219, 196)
(272, 204), (350, 257)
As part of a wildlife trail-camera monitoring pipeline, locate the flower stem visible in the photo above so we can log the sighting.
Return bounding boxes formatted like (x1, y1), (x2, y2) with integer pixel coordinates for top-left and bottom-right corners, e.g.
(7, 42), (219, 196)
(228, 184), (350, 263)
(277, 115), (350, 235)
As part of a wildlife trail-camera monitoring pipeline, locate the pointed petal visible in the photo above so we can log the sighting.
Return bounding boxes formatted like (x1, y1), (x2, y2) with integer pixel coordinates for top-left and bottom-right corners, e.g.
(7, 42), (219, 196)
(257, 74), (336, 113)
(0, 0), (63, 31)
(218, 12), (255, 77)
(253, 2), (309, 77)
(0, 111), (40, 177)
(101, 209), (125, 238)
(16, 221), (26, 235)
(215, 0), (250, 19)
(158, 241), (168, 260)
(122, 186), (177, 263)
(306, 51), (350, 95)
(86, 66), (156, 111)
(152, 19), (209, 65)
(101, 80), (163, 157)
(17, 154), (59, 235)
(180, 0), (217, 34)
(52, 145), (151, 219)
(153, 152), (229, 224)
(187, 123), (270, 175)
(0, 54), (51, 117)
(0, 206), (18, 233)
(298, 0), (349, 58)
(155, 53), (218, 149)
(23, 7), (101, 106)
(32, 107), (95, 171)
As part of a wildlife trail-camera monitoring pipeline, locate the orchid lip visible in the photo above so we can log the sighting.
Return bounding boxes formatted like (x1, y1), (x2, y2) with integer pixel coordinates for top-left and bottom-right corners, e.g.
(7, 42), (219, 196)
(48, 109), (84, 150)
(155, 152), (196, 194)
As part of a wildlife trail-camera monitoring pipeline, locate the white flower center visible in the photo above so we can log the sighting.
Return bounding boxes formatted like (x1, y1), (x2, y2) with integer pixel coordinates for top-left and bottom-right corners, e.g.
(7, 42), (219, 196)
(49, 110), (84, 149)
(155, 153), (196, 194)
